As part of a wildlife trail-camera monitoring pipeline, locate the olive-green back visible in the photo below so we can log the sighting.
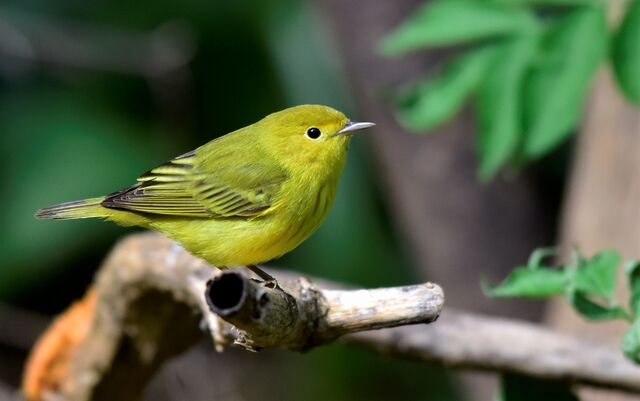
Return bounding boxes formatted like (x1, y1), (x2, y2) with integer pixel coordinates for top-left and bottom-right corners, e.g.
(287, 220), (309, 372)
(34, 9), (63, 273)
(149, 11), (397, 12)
(102, 127), (288, 218)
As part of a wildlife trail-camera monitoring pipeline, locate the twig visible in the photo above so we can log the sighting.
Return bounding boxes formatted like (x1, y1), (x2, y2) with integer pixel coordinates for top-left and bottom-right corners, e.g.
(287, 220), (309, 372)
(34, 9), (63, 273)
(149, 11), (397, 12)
(0, 8), (194, 78)
(22, 233), (640, 401)
(0, 9), (197, 132)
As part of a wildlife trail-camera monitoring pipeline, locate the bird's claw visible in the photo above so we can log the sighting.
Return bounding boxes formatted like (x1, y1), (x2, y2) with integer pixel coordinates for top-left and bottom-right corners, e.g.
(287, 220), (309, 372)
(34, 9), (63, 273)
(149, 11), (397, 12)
(262, 278), (279, 290)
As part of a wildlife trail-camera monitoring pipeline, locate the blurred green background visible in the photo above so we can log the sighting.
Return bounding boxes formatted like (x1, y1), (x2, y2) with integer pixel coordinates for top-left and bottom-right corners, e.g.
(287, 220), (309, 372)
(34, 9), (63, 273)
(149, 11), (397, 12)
(0, 0), (459, 399)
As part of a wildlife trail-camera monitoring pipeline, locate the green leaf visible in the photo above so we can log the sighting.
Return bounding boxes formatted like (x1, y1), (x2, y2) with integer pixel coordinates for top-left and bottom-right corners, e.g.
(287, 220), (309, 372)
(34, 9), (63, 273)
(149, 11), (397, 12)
(483, 266), (567, 298)
(527, 247), (557, 269)
(497, 374), (579, 401)
(622, 318), (640, 363)
(625, 260), (640, 315)
(611, 0), (640, 106)
(567, 291), (629, 321)
(476, 34), (537, 180)
(522, 6), (607, 159)
(494, 0), (599, 5)
(395, 46), (497, 131)
(574, 251), (620, 299)
(380, 0), (536, 56)
(562, 251), (628, 321)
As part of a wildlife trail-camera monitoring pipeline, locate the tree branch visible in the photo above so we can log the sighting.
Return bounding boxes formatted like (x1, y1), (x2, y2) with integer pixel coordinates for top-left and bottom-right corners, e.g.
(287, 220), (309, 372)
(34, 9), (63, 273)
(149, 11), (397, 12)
(23, 233), (442, 401)
(204, 270), (441, 351)
(344, 312), (640, 393)
(23, 233), (640, 401)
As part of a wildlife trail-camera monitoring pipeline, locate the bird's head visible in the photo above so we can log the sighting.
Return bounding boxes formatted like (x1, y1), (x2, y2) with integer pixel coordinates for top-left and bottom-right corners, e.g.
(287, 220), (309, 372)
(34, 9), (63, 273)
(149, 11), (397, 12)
(259, 104), (375, 174)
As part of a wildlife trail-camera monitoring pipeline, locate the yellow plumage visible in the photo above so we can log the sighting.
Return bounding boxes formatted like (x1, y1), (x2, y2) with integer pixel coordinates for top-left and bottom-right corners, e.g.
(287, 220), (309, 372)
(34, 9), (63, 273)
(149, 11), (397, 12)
(36, 105), (374, 269)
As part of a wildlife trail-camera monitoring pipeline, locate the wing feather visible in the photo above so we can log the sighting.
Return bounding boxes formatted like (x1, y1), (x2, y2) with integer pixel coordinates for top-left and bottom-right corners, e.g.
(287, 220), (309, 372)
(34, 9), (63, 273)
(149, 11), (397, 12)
(101, 142), (287, 218)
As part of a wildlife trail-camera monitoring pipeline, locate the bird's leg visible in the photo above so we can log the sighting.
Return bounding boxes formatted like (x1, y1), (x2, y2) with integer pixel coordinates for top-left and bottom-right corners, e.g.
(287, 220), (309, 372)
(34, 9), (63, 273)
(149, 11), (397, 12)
(246, 264), (279, 289)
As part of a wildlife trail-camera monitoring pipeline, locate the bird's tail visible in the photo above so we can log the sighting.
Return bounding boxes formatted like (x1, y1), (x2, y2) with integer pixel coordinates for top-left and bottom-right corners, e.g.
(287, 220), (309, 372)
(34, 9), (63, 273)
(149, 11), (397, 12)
(35, 197), (107, 220)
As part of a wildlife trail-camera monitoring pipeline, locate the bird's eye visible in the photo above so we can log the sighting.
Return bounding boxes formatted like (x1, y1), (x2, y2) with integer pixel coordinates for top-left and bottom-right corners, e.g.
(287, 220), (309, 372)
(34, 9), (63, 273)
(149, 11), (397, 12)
(306, 127), (321, 140)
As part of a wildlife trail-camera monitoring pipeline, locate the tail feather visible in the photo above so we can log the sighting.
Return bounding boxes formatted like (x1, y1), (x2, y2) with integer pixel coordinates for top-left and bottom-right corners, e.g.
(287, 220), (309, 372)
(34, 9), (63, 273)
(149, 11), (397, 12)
(35, 197), (106, 220)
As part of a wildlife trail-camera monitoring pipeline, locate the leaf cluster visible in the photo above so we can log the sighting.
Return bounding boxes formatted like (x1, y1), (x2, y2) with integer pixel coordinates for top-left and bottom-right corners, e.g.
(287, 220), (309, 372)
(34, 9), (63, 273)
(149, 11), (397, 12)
(484, 248), (640, 364)
(381, 0), (640, 179)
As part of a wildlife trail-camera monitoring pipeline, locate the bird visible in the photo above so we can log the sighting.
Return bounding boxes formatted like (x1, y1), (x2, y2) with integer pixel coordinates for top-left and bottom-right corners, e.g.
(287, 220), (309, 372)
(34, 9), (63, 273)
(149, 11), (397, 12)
(36, 104), (375, 285)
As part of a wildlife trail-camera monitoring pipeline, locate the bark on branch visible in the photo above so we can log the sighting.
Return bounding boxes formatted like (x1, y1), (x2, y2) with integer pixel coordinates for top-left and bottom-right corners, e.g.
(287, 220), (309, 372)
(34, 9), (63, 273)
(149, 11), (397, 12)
(23, 233), (640, 401)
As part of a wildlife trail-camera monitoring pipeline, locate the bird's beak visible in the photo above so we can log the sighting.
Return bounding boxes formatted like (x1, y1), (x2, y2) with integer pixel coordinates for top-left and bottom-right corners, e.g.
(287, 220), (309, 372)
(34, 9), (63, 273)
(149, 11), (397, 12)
(337, 121), (376, 136)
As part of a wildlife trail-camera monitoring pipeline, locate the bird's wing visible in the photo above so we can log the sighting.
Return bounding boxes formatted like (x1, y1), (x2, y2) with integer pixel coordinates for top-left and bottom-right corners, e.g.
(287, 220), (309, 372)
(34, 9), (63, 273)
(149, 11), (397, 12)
(102, 148), (288, 218)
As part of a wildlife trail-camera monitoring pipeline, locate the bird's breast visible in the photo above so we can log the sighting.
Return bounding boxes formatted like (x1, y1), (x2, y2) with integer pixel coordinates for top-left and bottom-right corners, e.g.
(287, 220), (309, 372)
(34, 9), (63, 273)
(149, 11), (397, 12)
(275, 177), (337, 249)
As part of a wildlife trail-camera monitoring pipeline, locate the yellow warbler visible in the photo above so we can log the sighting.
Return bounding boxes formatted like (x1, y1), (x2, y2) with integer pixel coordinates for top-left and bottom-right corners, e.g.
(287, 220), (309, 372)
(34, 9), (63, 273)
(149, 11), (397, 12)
(36, 105), (374, 281)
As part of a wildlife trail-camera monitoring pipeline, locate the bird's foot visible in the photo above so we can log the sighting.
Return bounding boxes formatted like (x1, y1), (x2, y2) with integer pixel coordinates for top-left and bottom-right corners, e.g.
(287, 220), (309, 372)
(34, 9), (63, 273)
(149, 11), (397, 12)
(246, 264), (280, 290)
(262, 278), (279, 289)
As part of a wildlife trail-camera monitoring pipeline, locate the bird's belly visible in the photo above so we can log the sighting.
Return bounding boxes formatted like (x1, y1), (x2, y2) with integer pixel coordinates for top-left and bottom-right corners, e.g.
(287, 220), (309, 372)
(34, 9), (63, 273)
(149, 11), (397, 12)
(149, 212), (322, 267)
